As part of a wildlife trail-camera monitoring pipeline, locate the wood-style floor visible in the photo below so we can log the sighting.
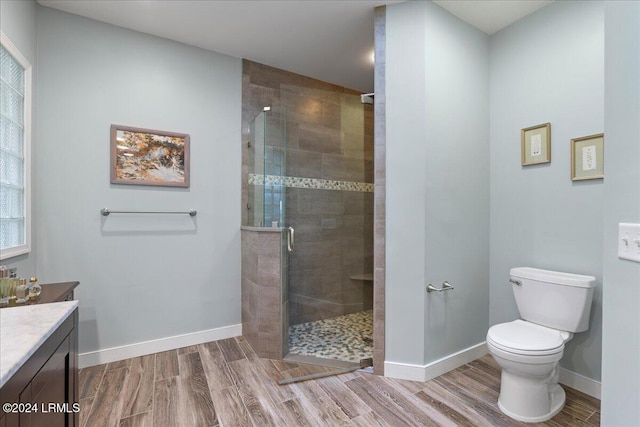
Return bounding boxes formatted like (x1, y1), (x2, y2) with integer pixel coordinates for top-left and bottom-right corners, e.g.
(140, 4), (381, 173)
(79, 336), (600, 427)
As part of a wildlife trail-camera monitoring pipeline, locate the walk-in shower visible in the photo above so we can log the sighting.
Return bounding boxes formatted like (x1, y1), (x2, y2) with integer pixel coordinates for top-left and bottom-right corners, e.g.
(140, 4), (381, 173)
(241, 60), (374, 371)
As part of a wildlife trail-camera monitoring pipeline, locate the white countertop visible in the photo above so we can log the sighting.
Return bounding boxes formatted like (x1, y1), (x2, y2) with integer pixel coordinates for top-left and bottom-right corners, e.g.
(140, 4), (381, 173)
(0, 301), (78, 388)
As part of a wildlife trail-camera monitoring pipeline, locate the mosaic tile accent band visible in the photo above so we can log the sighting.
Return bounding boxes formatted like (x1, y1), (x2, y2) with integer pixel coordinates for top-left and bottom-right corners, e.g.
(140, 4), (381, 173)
(249, 173), (374, 193)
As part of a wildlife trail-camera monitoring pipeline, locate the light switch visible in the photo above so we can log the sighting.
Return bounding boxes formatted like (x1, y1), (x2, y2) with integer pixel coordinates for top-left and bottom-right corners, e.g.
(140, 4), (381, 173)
(618, 223), (640, 263)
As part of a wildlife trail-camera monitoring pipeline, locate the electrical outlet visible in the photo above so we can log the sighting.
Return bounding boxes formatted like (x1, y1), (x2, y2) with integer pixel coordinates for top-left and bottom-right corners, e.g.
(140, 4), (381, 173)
(618, 223), (640, 262)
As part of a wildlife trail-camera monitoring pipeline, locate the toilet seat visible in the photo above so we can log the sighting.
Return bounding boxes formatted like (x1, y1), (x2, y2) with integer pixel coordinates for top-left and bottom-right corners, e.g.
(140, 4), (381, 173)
(487, 320), (568, 356)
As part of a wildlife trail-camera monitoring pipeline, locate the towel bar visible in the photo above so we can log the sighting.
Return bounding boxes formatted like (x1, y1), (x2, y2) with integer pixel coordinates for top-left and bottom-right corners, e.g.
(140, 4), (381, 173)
(101, 208), (197, 217)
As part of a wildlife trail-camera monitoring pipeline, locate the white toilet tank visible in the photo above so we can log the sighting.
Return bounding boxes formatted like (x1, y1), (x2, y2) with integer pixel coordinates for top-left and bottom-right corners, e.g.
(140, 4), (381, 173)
(510, 267), (596, 333)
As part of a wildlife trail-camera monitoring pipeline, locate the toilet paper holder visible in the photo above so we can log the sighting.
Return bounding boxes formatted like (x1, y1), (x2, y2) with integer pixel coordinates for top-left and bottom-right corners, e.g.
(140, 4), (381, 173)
(427, 281), (454, 293)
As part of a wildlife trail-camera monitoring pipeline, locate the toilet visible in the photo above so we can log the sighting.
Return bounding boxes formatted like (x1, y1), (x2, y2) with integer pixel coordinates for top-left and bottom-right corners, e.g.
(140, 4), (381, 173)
(487, 267), (596, 423)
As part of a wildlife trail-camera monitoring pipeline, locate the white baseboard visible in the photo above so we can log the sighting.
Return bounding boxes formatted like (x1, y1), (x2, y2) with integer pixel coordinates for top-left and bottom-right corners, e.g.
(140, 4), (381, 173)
(383, 342), (600, 399)
(559, 367), (601, 399)
(384, 342), (488, 382)
(384, 360), (429, 381)
(79, 324), (242, 368)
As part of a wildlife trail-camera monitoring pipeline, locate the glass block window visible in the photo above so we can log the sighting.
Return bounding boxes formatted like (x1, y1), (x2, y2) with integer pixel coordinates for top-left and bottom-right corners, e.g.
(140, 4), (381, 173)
(0, 36), (31, 259)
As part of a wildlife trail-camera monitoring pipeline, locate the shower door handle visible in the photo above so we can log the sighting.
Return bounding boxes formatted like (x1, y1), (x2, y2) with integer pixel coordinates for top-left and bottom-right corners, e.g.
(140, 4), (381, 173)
(287, 227), (295, 252)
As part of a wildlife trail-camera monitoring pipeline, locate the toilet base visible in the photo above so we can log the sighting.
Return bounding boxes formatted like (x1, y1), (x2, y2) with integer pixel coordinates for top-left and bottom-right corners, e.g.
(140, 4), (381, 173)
(498, 380), (566, 423)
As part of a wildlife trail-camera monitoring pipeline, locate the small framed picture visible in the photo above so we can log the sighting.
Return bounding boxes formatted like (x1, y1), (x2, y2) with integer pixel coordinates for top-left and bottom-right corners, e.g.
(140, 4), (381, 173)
(521, 123), (551, 166)
(110, 124), (190, 188)
(571, 133), (604, 181)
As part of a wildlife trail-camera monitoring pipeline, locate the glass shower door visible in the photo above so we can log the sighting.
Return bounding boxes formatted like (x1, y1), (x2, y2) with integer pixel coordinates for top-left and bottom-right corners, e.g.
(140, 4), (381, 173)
(248, 110), (287, 228)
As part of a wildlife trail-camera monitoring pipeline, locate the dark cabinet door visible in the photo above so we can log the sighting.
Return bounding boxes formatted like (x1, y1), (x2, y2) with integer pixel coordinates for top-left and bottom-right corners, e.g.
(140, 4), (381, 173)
(0, 308), (78, 427)
(19, 336), (71, 427)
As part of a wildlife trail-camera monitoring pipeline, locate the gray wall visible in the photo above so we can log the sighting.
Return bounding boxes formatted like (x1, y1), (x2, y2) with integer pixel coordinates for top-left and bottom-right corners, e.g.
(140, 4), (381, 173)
(385, 1), (490, 365)
(0, 0), (38, 275)
(36, 7), (242, 354)
(601, 2), (640, 425)
(490, 1), (604, 381)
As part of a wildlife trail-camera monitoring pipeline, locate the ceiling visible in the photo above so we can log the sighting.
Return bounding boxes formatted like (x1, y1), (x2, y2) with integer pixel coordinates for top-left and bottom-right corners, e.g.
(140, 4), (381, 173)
(37, 1), (552, 93)
(433, 1), (552, 35)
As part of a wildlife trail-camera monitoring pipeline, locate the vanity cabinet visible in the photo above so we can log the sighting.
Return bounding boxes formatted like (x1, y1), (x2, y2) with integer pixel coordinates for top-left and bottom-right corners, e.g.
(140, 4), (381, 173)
(34, 282), (78, 304)
(0, 309), (78, 427)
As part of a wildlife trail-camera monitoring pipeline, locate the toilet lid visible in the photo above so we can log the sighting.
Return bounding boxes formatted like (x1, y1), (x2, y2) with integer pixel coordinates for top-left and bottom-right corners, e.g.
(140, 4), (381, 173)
(487, 320), (565, 355)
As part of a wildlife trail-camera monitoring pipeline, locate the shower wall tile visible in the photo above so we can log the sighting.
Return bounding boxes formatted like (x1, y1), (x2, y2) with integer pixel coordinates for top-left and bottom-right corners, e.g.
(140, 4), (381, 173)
(340, 110), (366, 137)
(241, 228), (284, 359)
(285, 213), (323, 243)
(288, 240), (342, 271)
(286, 214), (342, 243)
(295, 188), (345, 215)
(373, 269), (386, 327)
(285, 187), (298, 210)
(342, 236), (373, 263)
(246, 83), (282, 115)
(290, 293), (362, 325)
(285, 121), (300, 150)
(281, 92), (324, 126)
(322, 154), (372, 183)
(241, 167), (249, 227)
(363, 286), (374, 311)
(285, 149), (323, 179)
(321, 102), (343, 129)
(374, 184), (386, 218)
(283, 83), (343, 105)
(341, 262), (374, 303)
(342, 258), (374, 277)
(340, 280), (368, 305)
(343, 132), (374, 161)
(373, 5), (386, 375)
(257, 253), (281, 287)
(245, 60), (344, 98)
(242, 249), (258, 281)
(364, 106), (375, 137)
(342, 214), (374, 238)
(344, 192), (374, 215)
(298, 123), (342, 154)
(374, 235), (386, 269)
(374, 143), (386, 182)
(265, 116), (287, 149)
(288, 268), (342, 303)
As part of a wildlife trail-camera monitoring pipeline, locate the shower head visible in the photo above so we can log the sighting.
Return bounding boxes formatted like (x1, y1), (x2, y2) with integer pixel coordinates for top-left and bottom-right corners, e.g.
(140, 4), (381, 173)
(360, 93), (374, 105)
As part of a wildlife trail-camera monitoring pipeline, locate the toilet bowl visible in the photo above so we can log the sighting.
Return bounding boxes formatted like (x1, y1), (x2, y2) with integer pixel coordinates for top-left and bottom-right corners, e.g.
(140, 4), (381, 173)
(487, 320), (572, 422)
(488, 267), (596, 423)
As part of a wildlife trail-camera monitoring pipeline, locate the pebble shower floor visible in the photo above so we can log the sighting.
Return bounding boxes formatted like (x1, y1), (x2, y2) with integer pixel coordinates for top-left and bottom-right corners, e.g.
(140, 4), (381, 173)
(288, 310), (373, 363)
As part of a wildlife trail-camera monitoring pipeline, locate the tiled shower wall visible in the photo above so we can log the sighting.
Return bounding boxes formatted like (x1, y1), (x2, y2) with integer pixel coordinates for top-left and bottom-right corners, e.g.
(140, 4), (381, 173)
(242, 60), (374, 326)
(240, 227), (286, 360)
(373, 6), (386, 375)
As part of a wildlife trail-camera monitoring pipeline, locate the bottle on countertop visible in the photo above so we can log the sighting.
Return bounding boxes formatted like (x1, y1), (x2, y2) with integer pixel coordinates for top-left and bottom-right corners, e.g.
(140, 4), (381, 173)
(15, 278), (29, 304)
(28, 277), (41, 300)
(0, 266), (9, 306)
(6, 268), (17, 303)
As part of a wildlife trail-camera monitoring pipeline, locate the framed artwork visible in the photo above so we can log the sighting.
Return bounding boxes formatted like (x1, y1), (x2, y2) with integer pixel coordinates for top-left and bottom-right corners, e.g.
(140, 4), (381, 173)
(521, 123), (551, 166)
(571, 133), (604, 181)
(110, 124), (190, 188)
